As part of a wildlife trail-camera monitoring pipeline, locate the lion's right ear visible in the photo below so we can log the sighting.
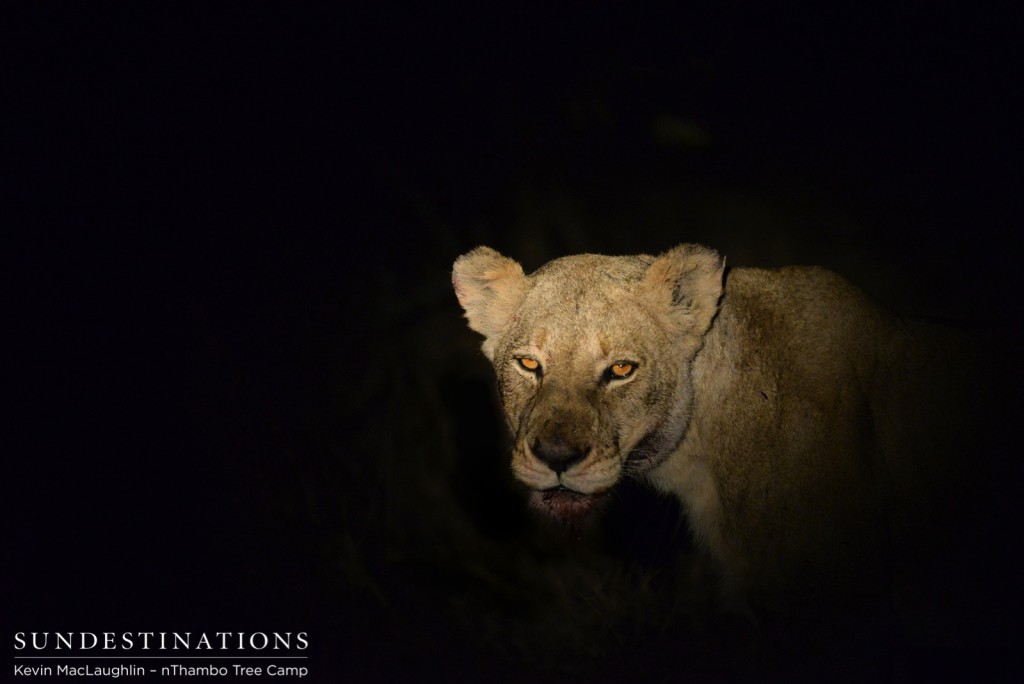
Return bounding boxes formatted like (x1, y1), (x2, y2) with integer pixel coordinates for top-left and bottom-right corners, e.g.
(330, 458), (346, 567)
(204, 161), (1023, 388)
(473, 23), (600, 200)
(452, 247), (529, 357)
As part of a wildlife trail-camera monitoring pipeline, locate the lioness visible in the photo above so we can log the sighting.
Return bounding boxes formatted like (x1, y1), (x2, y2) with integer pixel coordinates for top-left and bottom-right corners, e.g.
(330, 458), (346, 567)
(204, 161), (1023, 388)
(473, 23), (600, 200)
(452, 244), (1002, 615)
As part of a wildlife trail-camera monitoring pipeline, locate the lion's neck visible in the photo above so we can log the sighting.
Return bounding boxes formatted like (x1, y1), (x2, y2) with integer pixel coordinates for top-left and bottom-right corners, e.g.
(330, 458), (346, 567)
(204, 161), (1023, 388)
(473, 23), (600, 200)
(646, 308), (737, 568)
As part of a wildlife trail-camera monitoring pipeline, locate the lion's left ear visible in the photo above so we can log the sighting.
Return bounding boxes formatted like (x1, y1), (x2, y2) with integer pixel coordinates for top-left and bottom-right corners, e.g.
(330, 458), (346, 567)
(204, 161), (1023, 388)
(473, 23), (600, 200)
(642, 243), (725, 336)
(452, 246), (530, 358)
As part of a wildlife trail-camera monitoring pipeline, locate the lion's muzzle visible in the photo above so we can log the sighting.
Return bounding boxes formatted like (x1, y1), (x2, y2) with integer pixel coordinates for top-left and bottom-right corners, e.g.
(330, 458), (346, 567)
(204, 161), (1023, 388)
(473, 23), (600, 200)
(531, 434), (591, 474)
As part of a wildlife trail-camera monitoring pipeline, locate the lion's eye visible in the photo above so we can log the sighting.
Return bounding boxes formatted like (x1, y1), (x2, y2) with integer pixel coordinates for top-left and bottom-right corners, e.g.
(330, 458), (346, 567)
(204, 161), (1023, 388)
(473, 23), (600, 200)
(517, 357), (541, 373)
(607, 362), (636, 380)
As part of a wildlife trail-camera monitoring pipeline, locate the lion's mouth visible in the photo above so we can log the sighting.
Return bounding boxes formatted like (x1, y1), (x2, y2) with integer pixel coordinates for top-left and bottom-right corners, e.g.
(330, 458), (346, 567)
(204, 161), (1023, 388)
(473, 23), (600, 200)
(532, 486), (610, 523)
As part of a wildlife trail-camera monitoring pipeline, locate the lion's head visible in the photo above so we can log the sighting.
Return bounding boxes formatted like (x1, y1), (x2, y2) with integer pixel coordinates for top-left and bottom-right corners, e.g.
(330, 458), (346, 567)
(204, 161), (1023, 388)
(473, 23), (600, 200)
(453, 245), (724, 524)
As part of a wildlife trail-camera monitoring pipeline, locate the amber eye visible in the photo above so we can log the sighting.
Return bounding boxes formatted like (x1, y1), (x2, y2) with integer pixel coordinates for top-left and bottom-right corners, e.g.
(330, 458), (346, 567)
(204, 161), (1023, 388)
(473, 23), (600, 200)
(607, 362), (635, 379)
(517, 357), (541, 373)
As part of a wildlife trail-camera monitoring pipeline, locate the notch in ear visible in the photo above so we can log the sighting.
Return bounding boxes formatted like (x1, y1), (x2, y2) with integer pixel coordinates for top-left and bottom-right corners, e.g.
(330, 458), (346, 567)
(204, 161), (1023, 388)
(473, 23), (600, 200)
(452, 246), (529, 356)
(642, 243), (725, 335)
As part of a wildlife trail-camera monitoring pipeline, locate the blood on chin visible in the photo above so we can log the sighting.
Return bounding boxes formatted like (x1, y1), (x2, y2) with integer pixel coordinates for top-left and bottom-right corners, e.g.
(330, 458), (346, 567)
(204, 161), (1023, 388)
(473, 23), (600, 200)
(530, 487), (610, 524)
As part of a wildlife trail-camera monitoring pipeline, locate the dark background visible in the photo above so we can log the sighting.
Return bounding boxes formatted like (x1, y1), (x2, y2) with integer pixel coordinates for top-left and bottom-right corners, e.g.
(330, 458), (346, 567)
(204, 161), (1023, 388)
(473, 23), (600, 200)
(7, 3), (1021, 681)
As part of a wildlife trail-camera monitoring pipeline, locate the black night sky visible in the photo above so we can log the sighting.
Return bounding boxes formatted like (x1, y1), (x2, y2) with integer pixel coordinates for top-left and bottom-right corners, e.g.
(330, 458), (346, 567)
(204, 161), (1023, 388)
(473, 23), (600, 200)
(7, 4), (1022, 682)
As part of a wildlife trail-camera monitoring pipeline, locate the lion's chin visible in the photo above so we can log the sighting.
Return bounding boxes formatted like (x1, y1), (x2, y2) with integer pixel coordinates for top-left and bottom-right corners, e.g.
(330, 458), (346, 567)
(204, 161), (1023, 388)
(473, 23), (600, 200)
(530, 487), (610, 525)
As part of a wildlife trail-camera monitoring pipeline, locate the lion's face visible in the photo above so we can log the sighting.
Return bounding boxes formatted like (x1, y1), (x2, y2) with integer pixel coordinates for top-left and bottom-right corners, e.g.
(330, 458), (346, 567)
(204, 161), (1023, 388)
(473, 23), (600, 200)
(493, 278), (694, 521)
(453, 246), (724, 524)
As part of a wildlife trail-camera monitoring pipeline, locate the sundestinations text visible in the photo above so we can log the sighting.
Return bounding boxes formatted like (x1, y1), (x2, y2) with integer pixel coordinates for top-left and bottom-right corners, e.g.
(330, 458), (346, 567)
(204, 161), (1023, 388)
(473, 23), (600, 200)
(13, 632), (309, 652)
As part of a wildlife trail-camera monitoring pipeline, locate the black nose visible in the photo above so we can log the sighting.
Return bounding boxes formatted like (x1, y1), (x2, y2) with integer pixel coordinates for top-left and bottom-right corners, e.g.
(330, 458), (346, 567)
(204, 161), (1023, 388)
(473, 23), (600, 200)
(532, 435), (589, 474)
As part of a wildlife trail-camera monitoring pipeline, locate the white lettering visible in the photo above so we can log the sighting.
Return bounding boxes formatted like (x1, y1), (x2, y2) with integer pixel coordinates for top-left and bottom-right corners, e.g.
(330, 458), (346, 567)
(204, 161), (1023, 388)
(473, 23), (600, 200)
(267, 664), (309, 677)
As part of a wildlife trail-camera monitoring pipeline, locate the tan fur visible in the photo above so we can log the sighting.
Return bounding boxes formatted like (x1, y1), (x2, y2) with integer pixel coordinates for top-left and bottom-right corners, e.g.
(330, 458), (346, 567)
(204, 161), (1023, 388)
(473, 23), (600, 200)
(452, 244), (991, 613)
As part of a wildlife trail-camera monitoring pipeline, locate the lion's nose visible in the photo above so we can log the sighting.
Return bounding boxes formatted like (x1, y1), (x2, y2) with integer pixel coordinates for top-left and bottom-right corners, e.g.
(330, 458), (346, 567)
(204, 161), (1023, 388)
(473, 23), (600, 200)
(532, 435), (590, 474)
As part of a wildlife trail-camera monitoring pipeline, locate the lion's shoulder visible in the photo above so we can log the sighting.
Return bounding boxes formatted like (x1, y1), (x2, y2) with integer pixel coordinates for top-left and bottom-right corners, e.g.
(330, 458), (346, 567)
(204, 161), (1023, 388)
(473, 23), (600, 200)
(709, 266), (894, 373)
